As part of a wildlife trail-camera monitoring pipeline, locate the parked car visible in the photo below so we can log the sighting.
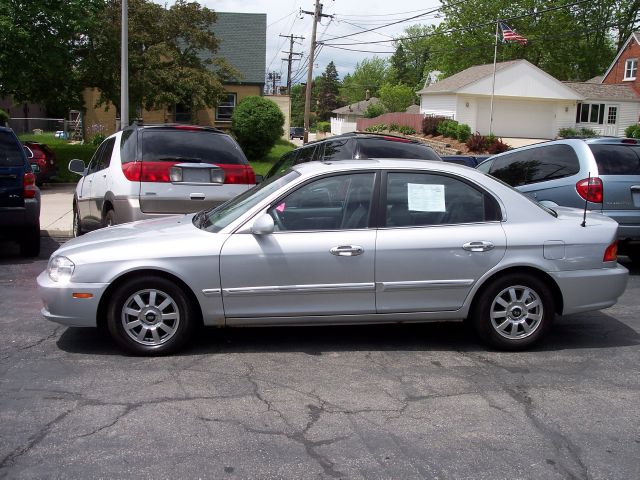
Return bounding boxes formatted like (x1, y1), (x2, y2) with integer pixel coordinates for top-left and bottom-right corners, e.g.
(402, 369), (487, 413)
(39, 159), (627, 355)
(68, 124), (256, 237)
(0, 126), (40, 256)
(441, 155), (490, 168)
(22, 141), (58, 185)
(289, 127), (304, 140)
(476, 138), (640, 262)
(265, 132), (442, 179)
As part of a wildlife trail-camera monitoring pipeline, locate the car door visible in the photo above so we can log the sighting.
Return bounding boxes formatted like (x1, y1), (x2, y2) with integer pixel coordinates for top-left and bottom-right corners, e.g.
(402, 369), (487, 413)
(90, 136), (116, 223)
(77, 142), (106, 230)
(375, 170), (506, 313)
(219, 172), (377, 321)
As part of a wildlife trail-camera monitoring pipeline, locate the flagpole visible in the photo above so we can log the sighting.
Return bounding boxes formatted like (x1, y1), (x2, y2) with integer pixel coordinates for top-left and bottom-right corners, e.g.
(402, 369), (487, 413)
(489, 19), (499, 135)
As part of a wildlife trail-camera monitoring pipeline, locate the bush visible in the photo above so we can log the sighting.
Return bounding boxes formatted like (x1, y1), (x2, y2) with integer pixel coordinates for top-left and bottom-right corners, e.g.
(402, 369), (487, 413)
(558, 127), (578, 138)
(0, 108), (9, 125)
(578, 127), (598, 138)
(397, 125), (416, 135)
(422, 116), (447, 136)
(363, 103), (386, 118)
(364, 123), (387, 133)
(456, 123), (471, 142)
(316, 121), (330, 133)
(231, 96), (284, 159)
(487, 137), (510, 154)
(389, 123), (400, 132)
(625, 124), (640, 138)
(466, 132), (486, 153)
(437, 119), (459, 138)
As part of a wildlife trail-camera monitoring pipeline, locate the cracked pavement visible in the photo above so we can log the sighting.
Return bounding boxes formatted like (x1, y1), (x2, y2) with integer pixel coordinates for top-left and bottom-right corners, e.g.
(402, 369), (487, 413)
(0, 236), (639, 479)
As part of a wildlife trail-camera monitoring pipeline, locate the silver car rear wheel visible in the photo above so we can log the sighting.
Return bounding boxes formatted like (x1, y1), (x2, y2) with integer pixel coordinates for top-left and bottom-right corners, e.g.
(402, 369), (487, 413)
(490, 285), (543, 340)
(121, 289), (181, 346)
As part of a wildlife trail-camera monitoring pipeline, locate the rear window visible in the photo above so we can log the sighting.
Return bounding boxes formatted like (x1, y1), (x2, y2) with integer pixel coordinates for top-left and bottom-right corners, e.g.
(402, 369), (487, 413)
(357, 138), (440, 160)
(0, 131), (25, 167)
(590, 144), (640, 175)
(141, 129), (248, 165)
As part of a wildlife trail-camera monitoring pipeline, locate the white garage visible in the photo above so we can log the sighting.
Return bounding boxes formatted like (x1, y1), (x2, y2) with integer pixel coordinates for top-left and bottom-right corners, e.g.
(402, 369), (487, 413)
(475, 98), (556, 139)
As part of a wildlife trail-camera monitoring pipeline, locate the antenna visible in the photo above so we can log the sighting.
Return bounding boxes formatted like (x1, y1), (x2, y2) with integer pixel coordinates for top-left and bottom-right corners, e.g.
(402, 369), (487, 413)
(581, 172), (591, 227)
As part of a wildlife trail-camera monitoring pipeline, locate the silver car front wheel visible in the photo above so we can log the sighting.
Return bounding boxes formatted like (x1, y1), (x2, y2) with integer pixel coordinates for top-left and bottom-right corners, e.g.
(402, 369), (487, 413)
(472, 274), (554, 350)
(107, 276), (196, 355)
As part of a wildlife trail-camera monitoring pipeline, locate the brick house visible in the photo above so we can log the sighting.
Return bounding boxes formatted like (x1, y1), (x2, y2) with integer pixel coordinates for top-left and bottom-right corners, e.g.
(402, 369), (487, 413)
(602, 32), (640, 94)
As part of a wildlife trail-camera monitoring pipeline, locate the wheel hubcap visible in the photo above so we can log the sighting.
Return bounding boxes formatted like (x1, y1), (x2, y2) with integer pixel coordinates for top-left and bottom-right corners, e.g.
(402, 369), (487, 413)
(490, 285), (543, 339)
(121, 289), (180, 346)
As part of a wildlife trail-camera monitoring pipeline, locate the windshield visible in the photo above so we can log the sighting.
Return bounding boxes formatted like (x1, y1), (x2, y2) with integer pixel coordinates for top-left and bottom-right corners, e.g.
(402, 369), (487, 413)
(196, 170), (300, 232)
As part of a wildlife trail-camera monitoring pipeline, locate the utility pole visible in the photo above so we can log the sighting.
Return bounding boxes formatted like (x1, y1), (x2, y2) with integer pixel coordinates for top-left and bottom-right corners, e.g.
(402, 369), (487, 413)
(267, 72), (281, 95)
(301, 1), (331, 144)
(280, 34), (304, 94)
(120, 0), (129, 129)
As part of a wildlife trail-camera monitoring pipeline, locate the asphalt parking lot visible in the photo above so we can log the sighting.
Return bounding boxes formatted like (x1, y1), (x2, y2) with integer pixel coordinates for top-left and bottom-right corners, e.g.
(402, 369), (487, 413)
(0, 236), (639, 479)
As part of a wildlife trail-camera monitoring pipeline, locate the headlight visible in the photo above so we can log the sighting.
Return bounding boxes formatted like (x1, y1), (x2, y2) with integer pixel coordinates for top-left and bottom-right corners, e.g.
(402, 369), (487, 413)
(48, 256), (75, 283)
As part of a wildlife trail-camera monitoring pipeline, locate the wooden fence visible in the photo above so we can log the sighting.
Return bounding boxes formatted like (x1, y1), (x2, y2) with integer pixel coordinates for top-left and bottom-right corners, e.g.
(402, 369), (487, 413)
(356, 113), (424, 132)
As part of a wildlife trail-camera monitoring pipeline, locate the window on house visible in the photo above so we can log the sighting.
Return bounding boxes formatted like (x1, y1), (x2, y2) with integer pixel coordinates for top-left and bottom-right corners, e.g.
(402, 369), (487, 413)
(174, 103), (192, 123)
(624, 58), (638, 80)
(576, 103), (605, 124)
(216, 93), (236, 121)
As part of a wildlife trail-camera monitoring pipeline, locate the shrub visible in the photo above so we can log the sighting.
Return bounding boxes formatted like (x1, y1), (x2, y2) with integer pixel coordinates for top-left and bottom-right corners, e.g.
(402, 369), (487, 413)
(363, 103), (386, 118)
(231, 96), (284, 159)
(578, 127), (598, 138)
(364, 123), (387, 133)
(422, 115), (447, 136)
(625, 124), (640, 138)
(437, 119), (459, 138)
(0, 108), (9, 125)
(487, 137), (510, 154)
(466, 132), (486, 153)
(558, 127), (578, 138)
(456, 123), (471, 142)
(316, 121), (330, 133)
(397, 125), (416, 135)
(389, 123), (400, 132)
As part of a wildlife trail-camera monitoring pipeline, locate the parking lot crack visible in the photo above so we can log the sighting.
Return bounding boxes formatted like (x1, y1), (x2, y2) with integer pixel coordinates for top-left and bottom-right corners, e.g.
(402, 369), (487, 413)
(75, 404), (138, 439)
(17, 327), (62, 351)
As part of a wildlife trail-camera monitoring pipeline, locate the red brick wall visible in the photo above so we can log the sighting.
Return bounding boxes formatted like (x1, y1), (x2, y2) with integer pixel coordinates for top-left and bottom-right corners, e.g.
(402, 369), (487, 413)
(603, 38), (640, 94)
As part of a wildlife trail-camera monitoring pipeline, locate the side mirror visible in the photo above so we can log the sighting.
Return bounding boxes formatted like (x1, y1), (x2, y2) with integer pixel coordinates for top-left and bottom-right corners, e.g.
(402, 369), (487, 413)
(68, 159), (86, 175)
(251, 213), (275, 235)
(255, 174), (264, 184)
(30, 163), (40, 173)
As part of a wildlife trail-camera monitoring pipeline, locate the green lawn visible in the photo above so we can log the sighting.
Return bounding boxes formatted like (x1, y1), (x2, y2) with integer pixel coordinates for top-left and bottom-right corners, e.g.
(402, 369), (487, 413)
(18, 133), (294, 182)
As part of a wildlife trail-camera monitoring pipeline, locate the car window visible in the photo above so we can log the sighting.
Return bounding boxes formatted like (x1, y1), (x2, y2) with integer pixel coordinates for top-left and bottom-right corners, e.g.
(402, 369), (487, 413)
(490, 145), (580, 186)
(120, 129), (137, 164)
(296, 145), (317, 164)
(269, 173), (375, 231)
(87, 142), (107, 174)
(96, 137), (115, 171)
(322, 139), (354, 161)
(265, 151), (297, 179)
(141, 129), (248, 165)
(385, 172), (501, 227)
(476, 159), (494, 173)
(357, 138), (440, 160)
(590, 144), (640, 175)
(0, 131), (25, 167)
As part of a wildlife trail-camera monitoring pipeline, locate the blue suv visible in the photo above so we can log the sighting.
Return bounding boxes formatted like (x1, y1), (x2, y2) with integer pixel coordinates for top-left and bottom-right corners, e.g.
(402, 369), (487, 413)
(0, 126), (40, 256)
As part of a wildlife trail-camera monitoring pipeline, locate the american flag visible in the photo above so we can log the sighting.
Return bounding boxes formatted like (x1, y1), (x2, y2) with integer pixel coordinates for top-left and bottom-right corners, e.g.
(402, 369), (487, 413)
(499, 21), (527, 45)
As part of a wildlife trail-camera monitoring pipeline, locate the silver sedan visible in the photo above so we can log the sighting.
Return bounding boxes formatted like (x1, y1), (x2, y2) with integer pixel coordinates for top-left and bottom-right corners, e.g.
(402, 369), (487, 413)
(37, 160), (628, 355)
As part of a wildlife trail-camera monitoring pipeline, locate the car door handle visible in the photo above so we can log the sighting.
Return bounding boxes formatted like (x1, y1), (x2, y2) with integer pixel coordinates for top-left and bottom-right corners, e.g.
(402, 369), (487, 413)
(330, 245), (364, 256)
(463, 241), (495, 252)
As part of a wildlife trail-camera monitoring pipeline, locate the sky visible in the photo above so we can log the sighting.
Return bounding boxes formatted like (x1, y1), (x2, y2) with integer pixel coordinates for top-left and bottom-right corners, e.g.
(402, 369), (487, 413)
(156, 0), (443, 87)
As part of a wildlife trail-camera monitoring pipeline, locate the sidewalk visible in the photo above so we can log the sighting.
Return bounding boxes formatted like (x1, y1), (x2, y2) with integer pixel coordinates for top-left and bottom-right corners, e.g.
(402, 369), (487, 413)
(39, 183), (75, 237)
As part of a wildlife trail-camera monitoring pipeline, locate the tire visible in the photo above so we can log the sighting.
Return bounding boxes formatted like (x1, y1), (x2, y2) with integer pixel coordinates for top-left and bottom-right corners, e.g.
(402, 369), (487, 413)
(107, 275), (196, 355)
(73, 204), (84, 237)
(103, 208), (115, 228)
(19, 224), (41, 257)
(471, 273), (554, 350)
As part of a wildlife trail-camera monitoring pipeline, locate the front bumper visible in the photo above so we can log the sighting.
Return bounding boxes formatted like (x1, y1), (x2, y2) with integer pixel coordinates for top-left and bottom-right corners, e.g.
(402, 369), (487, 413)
(550, 264), (629, 315)
(37, 271), (109, 327)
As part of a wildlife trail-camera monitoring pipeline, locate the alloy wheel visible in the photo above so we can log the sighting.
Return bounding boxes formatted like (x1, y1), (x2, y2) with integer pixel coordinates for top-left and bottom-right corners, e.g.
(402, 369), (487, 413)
(489, 285), (543, 340)
(121, 289), (181, 346)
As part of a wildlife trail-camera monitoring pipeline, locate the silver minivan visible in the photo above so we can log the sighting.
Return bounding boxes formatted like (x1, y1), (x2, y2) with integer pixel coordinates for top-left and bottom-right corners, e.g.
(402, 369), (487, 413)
(69, 124), (256, 236)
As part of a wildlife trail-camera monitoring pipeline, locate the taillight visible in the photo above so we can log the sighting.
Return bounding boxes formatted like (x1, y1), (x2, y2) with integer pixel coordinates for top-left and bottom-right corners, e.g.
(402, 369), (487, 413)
(23, 172), (37, 198)
(603, 241), (618, 262)
(121, 162), (142, 181)
(382, 136), (412, 143)
(575, 177), (603, 203)
(122, 161), (256, 184)
(218, 164), (256, 184)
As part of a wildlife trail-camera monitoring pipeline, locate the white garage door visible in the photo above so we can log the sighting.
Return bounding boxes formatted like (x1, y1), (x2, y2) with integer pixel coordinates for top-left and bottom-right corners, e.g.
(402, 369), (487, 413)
(476, 99), (555, 139)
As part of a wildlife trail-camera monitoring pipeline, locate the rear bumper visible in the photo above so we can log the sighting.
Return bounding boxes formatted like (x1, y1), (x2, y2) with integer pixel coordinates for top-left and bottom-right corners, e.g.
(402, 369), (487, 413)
(37, 271), (108, 327)
(549, 264), (629, 315)
(601, 211), (640, 241)
(0, 198), (40, 234)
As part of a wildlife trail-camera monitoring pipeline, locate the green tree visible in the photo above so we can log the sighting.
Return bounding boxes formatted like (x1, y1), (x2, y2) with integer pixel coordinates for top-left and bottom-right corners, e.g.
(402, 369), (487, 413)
(316, 61), (341, 121)
(289, 84), (305, 127)
(363, 103), (386, 118)
(231, 96), (284, 159)
(340, 57), (388, 104)
(389, 25), (434, 91)
(0, 0), (99, 115)
(379, 83), (416, 112)
(80, 0), (237, 120)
